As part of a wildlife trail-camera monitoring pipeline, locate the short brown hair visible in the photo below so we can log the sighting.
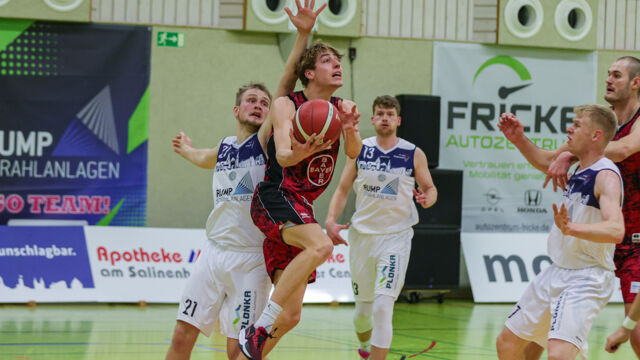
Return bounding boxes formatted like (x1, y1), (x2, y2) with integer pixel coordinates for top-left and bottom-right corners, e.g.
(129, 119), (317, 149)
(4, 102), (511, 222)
(616, 56), (640, 80)
(574, 104), (617, 141)
(235, 82), (271, 106)
(295, 41), (343, 87)
(372, 95), (401, 114)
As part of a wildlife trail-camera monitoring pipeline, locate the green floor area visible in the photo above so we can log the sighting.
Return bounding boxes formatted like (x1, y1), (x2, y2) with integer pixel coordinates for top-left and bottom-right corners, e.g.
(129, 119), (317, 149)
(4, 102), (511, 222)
(0, 300), (634, 359)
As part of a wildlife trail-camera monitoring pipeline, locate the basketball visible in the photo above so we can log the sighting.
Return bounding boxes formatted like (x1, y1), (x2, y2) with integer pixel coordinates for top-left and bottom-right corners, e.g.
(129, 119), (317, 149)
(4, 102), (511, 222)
(292, 99), (341, 144)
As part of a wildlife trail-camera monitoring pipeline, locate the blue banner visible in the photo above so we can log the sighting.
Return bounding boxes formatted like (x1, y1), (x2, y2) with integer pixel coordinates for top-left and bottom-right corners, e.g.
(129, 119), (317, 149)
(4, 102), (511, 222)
(0, 21), (150, 226)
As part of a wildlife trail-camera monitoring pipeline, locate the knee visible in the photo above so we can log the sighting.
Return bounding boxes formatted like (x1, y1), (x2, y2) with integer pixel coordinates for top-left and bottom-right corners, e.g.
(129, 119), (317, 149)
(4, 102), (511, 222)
(495, 330), (511, 354)
(170, 322), (199, 352)
(311, 238), (333, 263)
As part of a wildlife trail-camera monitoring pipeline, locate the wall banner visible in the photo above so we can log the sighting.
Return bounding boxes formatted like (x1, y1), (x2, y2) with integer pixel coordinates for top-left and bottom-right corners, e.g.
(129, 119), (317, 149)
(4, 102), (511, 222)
(433, 42), (597, 232)
(461, 233), (622, 303)
(0, 226), (354, 303)
(0, 20), (151, 226)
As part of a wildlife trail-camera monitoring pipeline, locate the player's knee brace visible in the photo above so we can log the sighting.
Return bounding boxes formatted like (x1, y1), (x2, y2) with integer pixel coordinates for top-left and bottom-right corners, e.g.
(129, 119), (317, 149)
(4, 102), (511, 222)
(353, 301), (373, 333)
(371, 294), (395, 348)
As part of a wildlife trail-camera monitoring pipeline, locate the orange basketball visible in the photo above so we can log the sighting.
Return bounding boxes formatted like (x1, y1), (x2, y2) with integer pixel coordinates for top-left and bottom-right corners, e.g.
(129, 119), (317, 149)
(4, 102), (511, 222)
(293, 99), (341, 144)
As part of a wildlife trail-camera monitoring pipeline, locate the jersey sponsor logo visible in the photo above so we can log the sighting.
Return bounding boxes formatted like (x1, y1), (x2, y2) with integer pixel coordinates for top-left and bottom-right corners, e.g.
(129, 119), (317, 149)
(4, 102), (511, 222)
(359, 149), (413, 175)
(307, 154), (334, 186)
(362, 178), (399, 200)
(233, 172), (254, 195)
(233, 290), (253, 331)
(216, 149), (265, 172)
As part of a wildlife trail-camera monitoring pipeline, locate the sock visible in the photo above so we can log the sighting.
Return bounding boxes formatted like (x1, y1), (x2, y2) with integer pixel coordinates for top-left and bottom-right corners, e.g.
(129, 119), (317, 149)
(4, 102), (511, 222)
(360, 339), (371, 352)
(255, 300), (282, 332)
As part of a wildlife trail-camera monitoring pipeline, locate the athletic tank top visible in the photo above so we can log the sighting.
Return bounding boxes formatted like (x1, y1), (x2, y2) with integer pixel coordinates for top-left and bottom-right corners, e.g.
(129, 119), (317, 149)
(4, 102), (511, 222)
(547, 157), (623, 270)
(351, 137), (418, 234)
(260, 91), (342, 202)
(613, 107), (640, 250)
(205, 134), (266, 251)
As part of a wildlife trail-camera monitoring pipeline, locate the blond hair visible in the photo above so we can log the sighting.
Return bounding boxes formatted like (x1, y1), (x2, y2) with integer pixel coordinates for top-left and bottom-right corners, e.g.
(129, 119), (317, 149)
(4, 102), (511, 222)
(235, 82), (271, 106)
(574, 104), (617, 141)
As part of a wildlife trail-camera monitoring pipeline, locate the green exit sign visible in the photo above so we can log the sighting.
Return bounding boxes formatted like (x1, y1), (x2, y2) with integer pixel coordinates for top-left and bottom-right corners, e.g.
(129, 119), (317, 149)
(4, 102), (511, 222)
(157, 32), (184, 48)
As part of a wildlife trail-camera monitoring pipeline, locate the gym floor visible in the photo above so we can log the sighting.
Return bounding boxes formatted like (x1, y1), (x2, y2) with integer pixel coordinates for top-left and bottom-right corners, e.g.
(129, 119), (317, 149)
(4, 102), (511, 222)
(0, 299), (634, 359)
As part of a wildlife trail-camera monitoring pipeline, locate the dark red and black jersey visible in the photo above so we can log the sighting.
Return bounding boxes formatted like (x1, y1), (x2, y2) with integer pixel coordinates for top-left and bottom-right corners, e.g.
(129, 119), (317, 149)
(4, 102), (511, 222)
(260, 91), (342, 203)
(614, 107), (640, 250)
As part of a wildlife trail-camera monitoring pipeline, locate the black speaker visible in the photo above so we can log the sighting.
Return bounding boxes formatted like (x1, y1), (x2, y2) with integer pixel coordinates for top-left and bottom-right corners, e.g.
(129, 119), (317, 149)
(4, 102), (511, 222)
(416, 169), (462, 229)
(395, 94), (440, 168)
(404, 228), (460, 290)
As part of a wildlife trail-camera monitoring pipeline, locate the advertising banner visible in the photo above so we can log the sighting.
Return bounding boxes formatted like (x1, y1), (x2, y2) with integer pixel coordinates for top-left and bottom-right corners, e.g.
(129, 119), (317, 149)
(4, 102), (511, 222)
(0, 20), (151, 226)
(433, 42), (597, 232)
(461, 233), (623, 303)
(0, 226), (355, 303)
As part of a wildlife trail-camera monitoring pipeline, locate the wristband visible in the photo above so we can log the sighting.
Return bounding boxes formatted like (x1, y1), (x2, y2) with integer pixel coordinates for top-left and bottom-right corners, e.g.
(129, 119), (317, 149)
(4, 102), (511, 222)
(623, 316), (637, 330)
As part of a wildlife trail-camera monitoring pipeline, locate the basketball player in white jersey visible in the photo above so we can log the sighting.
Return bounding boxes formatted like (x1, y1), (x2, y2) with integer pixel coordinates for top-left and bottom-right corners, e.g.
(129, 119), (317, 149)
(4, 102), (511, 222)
(164, 2), (327, 359)
(325, 95), (437, 360)
(496, 104), (625, 360)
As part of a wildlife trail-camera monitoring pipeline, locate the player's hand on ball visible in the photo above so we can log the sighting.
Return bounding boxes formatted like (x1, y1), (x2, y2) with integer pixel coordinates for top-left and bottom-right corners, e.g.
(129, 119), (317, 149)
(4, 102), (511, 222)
(289, 128), (332, 156)
(338, 100), (360, 133)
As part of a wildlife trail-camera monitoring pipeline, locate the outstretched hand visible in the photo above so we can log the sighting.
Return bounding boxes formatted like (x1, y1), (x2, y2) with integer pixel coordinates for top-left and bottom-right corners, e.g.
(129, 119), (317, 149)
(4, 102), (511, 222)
(413, 188), (433, 208)
(543, 152), (573, 192)
(285, 0), (327, 34)
(325, 220), (349, 246)
(289, 128), (332, 156)
(172, 130), (193, 158)
(497, 113), (525, 144)
(552, 203), (571, 235)
(605, 327), (631, 353)
(338, 100), (360, 133)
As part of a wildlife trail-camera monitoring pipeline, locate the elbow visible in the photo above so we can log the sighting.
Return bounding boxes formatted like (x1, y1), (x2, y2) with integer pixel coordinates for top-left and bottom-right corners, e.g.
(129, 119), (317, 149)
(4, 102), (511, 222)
(613, 226), (625, 244)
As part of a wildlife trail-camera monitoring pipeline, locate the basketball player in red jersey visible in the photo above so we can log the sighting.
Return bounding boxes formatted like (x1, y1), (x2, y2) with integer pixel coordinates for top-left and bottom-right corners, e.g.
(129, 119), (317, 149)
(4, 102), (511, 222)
(237, 42), (362, 360)
(544, 56), (640, 357)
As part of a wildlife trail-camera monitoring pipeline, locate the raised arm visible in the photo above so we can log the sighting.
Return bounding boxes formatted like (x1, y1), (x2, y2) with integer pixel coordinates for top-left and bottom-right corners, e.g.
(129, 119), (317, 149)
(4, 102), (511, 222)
(605, 119), (640, 162)
(413, 147), (437, 208)
(497, 113), (564, 173)
(172, 130), (219, 169)
(325, 157), (358, 245)
(552, 170), (624, 243)
(338, 99), (362, 159)
(257, 0), (326, 151)
(271, 96), (331, 167)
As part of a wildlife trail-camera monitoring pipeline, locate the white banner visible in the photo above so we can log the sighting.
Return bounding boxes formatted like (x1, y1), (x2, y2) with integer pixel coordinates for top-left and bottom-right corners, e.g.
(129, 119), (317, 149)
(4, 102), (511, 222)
(461, 233), (622, 303)
(0, 226), (354, 303)
(433, 42), (597, 232)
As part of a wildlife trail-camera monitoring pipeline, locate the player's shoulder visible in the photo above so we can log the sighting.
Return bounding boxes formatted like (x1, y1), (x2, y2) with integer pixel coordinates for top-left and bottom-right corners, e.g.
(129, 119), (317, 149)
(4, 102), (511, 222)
(397, 137), (417, 150)
(273, 96), (295, 111)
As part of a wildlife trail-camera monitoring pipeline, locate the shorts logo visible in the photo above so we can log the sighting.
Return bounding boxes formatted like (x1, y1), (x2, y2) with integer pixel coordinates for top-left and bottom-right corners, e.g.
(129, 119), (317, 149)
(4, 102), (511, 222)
(233, 290), (253, 331)
(307, 154), (334, 186)
(378, 255), (397, 289)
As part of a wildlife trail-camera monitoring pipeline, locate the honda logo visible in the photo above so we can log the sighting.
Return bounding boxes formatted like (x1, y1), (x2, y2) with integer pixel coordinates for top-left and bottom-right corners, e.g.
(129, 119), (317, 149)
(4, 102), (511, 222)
(524, 189), (542, 206)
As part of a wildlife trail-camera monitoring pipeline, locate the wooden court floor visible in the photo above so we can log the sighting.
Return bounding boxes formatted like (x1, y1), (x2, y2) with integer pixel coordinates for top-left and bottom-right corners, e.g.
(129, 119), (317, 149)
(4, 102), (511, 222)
(0, 300), (634, 359)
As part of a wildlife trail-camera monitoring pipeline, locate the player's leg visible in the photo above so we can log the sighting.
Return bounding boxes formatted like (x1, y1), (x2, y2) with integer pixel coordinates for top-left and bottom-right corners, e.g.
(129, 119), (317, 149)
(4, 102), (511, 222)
(547, 266), (615, 360)
(349, 229), (375, 359)
(523, 343), (544, 360)
(262, 269), (307, 356)
(546, 339), (579, 360)
(270, 223), (333, 306)
(167, 241), (224, 359)
(498, 266), (554, 359)
(496, 326), (531, 359)
(369, 229), (412, 360)
(166, 321), (200, 360)
(616, 252), (640, 357)
(220, 251), (272, 360)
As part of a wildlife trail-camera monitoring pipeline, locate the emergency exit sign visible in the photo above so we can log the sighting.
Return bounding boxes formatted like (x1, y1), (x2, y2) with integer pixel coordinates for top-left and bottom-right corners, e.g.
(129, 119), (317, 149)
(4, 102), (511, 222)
(157, 32), (184, 48)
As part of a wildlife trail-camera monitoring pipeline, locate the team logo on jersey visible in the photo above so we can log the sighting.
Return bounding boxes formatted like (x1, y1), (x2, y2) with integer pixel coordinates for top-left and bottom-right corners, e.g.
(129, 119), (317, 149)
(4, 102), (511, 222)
(233, 172), (254, 195)
(228, 171), (237, 181)
(381, 178), (399, 195)
(307, 154), (334, 186)
(378, 174), (386, 182)
(233, 290), (253, 332)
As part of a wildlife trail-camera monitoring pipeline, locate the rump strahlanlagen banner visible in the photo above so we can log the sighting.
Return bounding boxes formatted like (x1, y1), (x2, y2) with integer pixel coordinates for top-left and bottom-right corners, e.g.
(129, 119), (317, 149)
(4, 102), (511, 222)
(0, 20), (151, 226)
